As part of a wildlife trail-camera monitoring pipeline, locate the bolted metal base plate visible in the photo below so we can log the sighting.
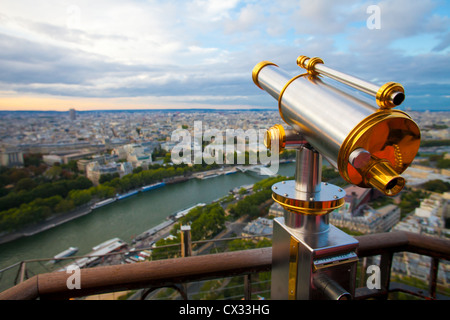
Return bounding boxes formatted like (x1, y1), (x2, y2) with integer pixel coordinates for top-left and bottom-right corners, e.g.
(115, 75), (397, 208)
(272, 180), (346, 215)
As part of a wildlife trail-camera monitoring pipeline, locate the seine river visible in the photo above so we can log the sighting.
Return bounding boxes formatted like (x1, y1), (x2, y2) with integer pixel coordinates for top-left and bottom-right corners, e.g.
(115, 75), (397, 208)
(0, 163), (296, 277)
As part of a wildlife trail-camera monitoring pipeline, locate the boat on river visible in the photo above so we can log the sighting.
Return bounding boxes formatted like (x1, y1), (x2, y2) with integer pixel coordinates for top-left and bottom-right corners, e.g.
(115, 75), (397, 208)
(91, 198), (116, 210)
(117, 190), (139, 200)
(51, 246), (78, 263)
(202, 173), (219, 179)
(58, 238), (127, 271)
(141, 182), (165, 192)
(173, 203), (206, 220)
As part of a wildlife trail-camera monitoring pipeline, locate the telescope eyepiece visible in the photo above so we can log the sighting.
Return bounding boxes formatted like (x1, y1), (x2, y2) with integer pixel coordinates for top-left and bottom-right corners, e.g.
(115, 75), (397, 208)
(386, 177), (402, 191)
(362, 159), (406, 196)
(391, 91), (405, 106)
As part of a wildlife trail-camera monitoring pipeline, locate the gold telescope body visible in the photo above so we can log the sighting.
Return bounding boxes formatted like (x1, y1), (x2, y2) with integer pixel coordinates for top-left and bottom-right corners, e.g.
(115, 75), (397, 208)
(253, 56), (421, 197)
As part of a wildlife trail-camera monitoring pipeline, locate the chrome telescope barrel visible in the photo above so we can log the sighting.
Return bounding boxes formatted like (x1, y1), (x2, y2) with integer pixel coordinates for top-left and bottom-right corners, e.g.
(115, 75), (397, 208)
(296, 55), (405, 109)
(253, 59), (421, 196)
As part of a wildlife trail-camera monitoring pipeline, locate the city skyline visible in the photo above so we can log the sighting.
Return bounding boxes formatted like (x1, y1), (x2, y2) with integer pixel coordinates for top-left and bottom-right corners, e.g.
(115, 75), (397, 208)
(0, 0), (449, 112)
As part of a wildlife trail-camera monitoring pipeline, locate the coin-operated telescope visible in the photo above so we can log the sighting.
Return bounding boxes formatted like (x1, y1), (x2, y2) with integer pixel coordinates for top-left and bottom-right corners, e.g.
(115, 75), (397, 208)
(253, 55), (420, 300)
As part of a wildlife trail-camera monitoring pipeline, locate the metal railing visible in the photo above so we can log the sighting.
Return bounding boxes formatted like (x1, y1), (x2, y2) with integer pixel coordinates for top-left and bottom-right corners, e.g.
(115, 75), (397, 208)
(354, 231), (449, 300)
(0, 231), (449, 300)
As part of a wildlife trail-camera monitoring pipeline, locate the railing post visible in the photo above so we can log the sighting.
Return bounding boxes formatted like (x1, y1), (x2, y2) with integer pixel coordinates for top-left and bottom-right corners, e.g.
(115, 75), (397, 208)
(180, 225), (192, 299)
(429, 257), (439, 299)
(378, 252), (393, 300)
(244, 274), (252, 300)
(14, 262), (27, 285)
(181, 225), (192, 258)
(359, 257), (367, 287)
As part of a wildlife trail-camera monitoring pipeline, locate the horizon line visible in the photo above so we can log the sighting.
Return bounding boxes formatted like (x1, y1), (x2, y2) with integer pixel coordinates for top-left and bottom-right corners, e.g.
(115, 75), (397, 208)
(0, 107), (449, 113)
(0, 107), (279, 113)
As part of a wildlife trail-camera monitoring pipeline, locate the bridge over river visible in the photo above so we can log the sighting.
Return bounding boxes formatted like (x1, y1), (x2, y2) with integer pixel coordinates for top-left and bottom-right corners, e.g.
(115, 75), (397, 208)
(235, 165), (277, 176)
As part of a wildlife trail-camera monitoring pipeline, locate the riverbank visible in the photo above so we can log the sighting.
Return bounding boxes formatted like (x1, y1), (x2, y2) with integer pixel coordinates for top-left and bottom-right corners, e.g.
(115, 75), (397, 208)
(0, 204), (92, 245)
(0, 166), (254, 245)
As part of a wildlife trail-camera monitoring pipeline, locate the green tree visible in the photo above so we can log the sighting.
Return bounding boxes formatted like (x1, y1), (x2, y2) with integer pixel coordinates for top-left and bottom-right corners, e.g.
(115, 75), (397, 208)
(253, 176), (286, 192)
(422, 179), (450, 193)
(279, 149), (296, 160)
(236, 200), (259, 218)
(90, 185), (116, 199)
(15, 178), (37, 192)
(437, 159), (450, 169)
(420, 140), (450, 147)
(68, 189), (92, 206)
(44, 166), (62, 180)
(9, 168), (29, 183)
(151, 235), (181, 260)
(23, 153), (43, 167)
(99, 173), (117, 184)
(228, 238), (272, 252)
(62, 160), (79, 173)
(32, 195), (63, 212)
(133, 166), (143, 174)
(399, 189), (429, 217)
(0, 208), (19, 231)
(163, 153), (172, 164)
(70, 176), (93, 190)
(54, 199), (75, 213)
(181, 203), (226, 241)
(238, 187), (247, 195)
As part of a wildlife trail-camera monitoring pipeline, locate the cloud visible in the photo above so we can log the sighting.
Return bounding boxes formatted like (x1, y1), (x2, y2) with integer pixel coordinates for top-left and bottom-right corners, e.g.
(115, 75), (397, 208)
(433, 31), (450, 51)
(292, 0), (362, 35)
(224, 4), (262, 34)
(0, 0), (448, 111)
(190, 0), (240, 22)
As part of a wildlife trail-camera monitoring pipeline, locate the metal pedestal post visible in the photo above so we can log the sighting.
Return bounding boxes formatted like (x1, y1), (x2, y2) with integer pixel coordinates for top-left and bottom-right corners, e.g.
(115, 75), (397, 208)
(271, 147), (359, 300)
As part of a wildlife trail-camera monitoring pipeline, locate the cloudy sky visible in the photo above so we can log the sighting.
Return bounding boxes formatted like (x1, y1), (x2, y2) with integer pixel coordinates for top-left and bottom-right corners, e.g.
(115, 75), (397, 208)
(0, 0), (449, 111)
